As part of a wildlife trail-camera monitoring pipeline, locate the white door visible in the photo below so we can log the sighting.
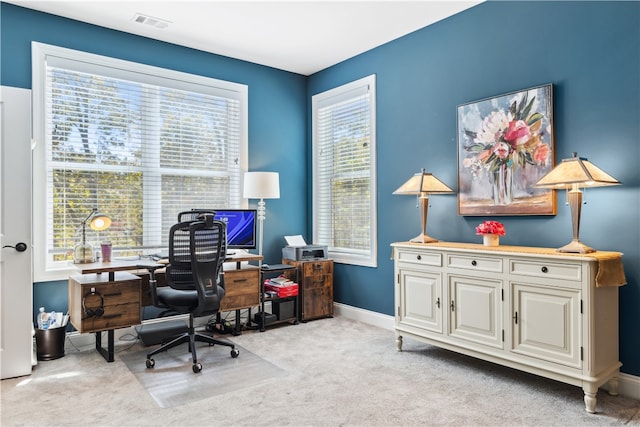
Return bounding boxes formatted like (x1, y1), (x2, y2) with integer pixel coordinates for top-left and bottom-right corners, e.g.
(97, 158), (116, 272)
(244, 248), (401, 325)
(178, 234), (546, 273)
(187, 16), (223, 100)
(0, 86), (33, 379)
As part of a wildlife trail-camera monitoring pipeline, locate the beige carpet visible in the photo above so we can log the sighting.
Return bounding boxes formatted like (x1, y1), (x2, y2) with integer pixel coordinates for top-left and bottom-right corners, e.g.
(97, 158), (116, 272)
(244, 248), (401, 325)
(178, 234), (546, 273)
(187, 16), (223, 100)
(120, 343), (286, 408)
(1, 315), (639, 426)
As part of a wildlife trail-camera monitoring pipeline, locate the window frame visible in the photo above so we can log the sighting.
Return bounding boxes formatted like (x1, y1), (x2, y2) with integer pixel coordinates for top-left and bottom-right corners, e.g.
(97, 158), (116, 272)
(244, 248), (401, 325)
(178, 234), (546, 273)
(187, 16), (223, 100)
(311, 74), (377, 267)
(31, 42), (248, 282)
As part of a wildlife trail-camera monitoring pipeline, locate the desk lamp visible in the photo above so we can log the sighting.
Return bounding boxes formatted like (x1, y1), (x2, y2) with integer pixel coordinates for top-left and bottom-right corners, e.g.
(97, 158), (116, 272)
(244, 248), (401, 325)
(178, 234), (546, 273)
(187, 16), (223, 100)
(243, 172), (280, 259)
(534, 152), (620, 253)
(74, 208), (112, 263)
(393, 169), (454, 243)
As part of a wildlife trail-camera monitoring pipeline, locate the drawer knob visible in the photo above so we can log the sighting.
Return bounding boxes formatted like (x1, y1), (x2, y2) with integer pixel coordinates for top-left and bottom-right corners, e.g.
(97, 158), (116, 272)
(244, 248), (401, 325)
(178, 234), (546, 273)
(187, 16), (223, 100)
(471, 260), (477, 266)
(541, 266), (548, 273)
(416, 255), (422, 260)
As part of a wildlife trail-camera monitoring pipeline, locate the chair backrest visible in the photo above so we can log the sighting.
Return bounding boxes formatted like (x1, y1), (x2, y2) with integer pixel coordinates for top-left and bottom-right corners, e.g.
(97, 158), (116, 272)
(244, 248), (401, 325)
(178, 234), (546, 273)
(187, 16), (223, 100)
(189, 217), (227, 317)
(166, 220), (197, 291)
(176, 209), (228, 259)
(177, 209), (216, 222)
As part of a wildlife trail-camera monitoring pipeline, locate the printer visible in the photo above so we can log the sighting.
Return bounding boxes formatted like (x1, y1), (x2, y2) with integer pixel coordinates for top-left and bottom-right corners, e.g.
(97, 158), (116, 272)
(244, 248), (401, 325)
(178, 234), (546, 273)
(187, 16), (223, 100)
(282, 235), (328, 261)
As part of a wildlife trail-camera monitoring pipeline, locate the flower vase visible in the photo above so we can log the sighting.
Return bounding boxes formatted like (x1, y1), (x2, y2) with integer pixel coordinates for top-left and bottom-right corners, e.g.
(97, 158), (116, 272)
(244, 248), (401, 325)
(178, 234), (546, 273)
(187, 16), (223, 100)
(483, 234), (500, 247)
(492, 164), (513, 205)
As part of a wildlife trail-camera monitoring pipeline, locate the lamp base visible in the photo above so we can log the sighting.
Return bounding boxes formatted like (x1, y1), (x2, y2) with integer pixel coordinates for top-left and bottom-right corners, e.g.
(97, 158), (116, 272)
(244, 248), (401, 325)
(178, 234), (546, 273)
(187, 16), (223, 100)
(74, 243), (96, 264)
(410, 233), (438, 244)
(557, 239), (595, 254)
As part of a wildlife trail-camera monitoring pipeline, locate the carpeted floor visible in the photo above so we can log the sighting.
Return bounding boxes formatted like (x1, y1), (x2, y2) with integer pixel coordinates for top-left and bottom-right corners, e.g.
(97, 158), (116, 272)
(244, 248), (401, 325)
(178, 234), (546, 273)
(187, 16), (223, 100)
(2, 316), (639, 426)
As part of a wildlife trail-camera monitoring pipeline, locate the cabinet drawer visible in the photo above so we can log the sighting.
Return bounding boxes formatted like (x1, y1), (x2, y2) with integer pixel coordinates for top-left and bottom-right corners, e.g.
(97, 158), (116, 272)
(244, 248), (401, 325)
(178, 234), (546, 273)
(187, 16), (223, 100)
(510, 259), (582, 282)
(301, 261), (333, 277)
(447, 254), (503, 273)
(396, 250), (442, 267)
(303, 274), (332, 290)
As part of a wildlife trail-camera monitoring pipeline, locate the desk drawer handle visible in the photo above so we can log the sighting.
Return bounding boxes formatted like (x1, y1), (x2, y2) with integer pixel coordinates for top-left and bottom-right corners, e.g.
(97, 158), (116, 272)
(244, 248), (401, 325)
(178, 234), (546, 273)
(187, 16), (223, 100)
(541, 266), (548, 273)
(471, 260), (477, 266)
(233, 278), (248, 283)
(102, 313), (122, 319)
(416, 255), (422, 261)
(104, 292), (122, 297)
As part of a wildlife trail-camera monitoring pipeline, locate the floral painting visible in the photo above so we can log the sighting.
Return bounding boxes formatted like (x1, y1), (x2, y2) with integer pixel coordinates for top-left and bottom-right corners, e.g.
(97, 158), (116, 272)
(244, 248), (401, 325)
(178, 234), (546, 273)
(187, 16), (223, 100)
(457, 84), (556, 216)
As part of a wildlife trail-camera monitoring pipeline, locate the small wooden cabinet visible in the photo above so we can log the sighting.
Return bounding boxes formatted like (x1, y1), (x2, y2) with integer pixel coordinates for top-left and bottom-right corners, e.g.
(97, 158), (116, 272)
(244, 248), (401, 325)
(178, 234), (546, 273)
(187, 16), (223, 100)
(284, 259), (334, 321)
(392, 241), (625, 413)
(69, 271), (141, 333)
(221, 265), (260, 312)
(68, 271), (142, 362)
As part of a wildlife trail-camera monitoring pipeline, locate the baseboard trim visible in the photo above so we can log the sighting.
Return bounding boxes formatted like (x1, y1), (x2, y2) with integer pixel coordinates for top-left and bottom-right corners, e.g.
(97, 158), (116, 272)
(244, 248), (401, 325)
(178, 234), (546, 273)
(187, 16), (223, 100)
(333, 302), (640, 402)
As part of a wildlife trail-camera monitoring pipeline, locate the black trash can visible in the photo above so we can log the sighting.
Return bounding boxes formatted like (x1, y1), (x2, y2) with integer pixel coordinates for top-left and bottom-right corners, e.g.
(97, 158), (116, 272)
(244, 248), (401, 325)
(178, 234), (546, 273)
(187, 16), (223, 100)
(35, 326), (66, 361)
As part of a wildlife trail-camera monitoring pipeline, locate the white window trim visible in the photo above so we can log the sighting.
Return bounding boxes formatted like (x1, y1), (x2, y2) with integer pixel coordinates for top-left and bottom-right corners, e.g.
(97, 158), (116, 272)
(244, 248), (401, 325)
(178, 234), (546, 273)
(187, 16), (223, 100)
(312, 74), (377, 267)
(31, 42), (248, 282)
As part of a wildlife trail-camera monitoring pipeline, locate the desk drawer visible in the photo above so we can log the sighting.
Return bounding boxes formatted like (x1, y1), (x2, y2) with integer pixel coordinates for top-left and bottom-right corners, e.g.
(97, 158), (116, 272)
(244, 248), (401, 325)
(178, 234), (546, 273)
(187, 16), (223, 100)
(78, 303), (140, 333)
(221, 268), (260, 310)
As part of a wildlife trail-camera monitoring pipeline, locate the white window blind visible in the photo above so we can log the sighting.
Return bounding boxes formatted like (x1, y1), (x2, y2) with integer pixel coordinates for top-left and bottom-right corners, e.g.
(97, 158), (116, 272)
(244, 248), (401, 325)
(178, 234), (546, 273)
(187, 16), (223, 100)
(312, 75), (377, 267)
(32, 43), (247, 281)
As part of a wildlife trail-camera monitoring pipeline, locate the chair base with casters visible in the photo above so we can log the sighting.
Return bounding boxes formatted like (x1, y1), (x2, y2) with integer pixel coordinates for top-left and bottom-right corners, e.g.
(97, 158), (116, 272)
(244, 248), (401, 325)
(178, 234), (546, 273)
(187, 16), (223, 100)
(145, 313), (239, 373)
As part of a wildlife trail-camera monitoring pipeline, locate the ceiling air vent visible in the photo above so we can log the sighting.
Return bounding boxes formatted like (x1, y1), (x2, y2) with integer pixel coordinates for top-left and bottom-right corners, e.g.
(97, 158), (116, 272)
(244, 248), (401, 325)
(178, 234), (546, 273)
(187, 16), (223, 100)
(131, 13), (171, 29)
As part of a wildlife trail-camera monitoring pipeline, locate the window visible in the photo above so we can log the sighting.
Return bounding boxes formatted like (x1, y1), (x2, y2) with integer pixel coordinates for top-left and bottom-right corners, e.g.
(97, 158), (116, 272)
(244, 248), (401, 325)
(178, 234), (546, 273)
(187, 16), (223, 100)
(32, 43), (248, 281)
(312, 75), (377, 267)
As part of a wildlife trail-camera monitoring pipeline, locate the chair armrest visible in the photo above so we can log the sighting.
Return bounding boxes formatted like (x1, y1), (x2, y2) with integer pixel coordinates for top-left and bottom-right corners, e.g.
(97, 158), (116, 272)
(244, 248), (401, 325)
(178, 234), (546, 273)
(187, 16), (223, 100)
(137, 263), (165, 307)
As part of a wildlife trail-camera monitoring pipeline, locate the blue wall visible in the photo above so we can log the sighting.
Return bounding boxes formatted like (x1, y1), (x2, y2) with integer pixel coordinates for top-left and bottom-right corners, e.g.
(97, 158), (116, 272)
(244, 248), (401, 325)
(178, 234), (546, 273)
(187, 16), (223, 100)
(309, 0), (639, 376)
(2, 2), (639, 377)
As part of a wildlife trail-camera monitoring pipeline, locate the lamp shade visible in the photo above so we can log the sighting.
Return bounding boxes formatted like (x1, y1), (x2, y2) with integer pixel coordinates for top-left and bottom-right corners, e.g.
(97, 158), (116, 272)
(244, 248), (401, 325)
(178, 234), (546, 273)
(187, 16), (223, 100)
(393, 169), (454, 195)
(534, 152), (620, 189)
(89, 212), (111, 231)
(243, 172), (280, 199)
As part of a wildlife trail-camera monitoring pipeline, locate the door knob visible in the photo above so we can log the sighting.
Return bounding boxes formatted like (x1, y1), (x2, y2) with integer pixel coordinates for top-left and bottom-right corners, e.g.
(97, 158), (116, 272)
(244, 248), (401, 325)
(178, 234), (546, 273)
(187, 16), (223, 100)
(3, 242), (27, 252)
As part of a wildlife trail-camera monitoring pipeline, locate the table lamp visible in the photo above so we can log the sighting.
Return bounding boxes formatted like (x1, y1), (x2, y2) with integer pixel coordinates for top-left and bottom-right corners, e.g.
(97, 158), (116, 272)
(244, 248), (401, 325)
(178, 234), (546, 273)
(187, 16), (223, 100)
(534, 152), (620, 253)
(393, 168), (454, 243)
(73, 208), (112, 263)
(243, 171), (280, 259)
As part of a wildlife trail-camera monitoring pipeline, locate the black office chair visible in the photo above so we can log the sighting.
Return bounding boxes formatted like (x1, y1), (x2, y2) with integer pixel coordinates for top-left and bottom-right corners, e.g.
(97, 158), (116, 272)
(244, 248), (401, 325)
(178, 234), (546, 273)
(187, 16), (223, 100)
(145, 214), (239, 373)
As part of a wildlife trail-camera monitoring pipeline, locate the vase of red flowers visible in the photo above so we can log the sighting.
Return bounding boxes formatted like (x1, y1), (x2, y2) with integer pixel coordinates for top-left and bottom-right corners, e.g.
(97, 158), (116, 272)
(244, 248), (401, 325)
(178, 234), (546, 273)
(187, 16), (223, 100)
(476, 220), (506, 247)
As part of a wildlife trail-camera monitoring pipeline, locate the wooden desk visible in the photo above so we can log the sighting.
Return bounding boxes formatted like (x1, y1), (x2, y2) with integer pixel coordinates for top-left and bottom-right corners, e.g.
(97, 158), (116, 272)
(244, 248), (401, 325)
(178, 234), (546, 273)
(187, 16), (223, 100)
(70, 253), (263, 360)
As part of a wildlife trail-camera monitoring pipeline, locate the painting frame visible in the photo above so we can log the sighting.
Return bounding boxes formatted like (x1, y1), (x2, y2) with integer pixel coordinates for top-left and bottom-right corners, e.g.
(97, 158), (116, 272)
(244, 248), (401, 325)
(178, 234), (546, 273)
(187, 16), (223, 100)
(457, 84), (556, 216)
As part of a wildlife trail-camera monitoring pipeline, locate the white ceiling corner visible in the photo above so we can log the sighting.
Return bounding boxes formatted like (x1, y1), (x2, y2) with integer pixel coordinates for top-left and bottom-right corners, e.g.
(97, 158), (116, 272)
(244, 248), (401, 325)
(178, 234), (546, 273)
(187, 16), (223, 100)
(5, 0), (483, 75)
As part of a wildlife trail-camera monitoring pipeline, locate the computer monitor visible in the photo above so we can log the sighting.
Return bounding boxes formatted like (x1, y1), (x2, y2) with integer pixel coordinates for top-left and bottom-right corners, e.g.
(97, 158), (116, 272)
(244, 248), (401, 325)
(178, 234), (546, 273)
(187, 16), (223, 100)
(214, 209), (257, 250)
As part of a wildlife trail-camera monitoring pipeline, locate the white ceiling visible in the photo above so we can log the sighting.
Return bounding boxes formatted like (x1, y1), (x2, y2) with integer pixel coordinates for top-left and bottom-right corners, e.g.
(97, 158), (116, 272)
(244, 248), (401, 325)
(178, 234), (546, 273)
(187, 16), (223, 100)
(6, 0), (482, 75)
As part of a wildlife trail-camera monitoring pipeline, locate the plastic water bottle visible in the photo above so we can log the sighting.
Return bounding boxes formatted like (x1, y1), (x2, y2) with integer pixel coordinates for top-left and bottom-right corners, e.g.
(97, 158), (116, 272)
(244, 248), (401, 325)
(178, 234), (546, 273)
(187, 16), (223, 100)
(37, 307), (48, 329)
(48, 310), (57, 328)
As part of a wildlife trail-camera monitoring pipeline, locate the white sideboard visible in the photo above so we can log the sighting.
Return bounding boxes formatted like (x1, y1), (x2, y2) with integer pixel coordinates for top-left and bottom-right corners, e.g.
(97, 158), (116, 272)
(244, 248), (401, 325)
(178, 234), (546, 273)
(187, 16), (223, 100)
(391, 241), (626, 413)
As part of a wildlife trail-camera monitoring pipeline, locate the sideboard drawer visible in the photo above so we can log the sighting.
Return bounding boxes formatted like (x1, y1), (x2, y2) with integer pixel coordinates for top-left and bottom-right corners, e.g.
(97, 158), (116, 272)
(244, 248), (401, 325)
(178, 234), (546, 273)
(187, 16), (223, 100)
(396, 249), (442, 267)
(447, 254), (503, 273)
(510, 259), (582, 282)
